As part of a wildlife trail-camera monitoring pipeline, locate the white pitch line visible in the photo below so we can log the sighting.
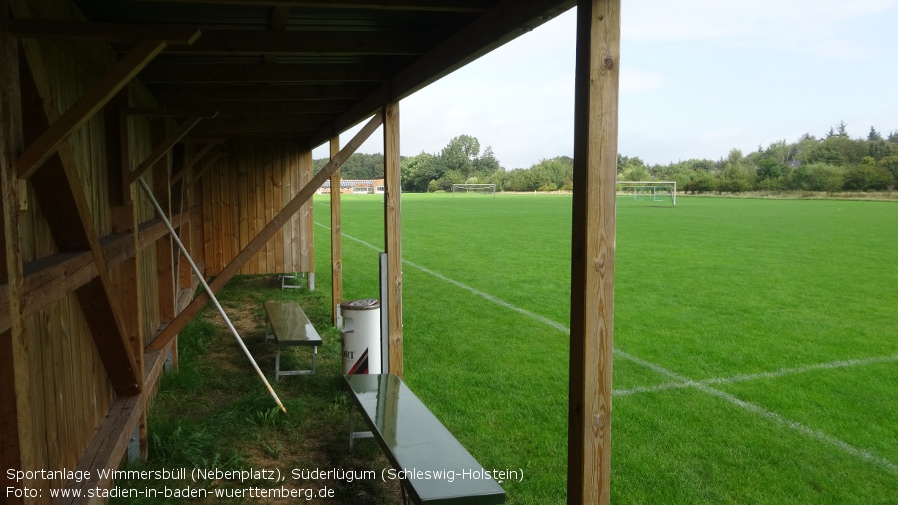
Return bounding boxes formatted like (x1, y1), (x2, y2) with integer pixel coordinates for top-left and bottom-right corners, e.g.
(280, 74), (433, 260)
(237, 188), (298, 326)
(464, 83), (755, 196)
(316, 222), (898, 475)
(616, 353), (898, 396)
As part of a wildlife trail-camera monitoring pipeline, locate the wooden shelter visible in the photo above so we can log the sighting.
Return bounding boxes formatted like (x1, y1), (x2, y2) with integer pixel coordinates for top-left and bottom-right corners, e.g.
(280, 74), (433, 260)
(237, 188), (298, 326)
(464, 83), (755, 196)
(0, 0), (619, 503)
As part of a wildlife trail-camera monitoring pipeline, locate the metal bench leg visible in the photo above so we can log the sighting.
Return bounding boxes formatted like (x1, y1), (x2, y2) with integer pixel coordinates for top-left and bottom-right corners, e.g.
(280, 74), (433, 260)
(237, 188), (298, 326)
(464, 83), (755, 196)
(312, 346), (318, 374)
(275, 346), (281, 381)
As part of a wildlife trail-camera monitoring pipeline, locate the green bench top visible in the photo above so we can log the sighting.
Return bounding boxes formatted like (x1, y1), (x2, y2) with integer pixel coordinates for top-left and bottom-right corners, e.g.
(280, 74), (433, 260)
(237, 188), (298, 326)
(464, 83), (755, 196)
(263, 300), (321, 346)
(343, 374), (506, 505)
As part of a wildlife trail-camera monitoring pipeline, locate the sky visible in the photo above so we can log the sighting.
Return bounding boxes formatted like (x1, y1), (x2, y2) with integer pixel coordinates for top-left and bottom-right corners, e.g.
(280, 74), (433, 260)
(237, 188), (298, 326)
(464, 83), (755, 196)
(314, 1), (898, 169)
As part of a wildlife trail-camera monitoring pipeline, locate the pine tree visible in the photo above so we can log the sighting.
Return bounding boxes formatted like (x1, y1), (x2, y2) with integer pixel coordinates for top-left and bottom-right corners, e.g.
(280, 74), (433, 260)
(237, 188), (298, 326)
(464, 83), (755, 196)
(867, 126), (883, 142)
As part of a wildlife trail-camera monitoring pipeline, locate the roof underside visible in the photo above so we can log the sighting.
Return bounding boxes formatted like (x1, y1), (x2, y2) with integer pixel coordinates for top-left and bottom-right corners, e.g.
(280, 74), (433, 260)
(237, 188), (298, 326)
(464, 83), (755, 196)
(65, 0), (575, 149)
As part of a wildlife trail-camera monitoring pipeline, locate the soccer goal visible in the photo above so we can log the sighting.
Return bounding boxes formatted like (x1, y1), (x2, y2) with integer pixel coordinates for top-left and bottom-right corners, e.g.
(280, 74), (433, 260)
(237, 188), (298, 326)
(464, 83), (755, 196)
(617, 181), (677, 206)
(451, 183), (496, 197)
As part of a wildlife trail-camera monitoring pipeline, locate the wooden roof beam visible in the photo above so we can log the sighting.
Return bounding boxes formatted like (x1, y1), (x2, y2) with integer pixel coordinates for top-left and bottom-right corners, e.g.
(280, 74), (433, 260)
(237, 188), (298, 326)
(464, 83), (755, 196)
(138, 62), (389, 84)
(262, 6), (291, 64)
(152, 83), (375, 102)
(16, 39), (169, 179)
(9, 19), (201, 46)
(171, 141), (220, 186)
(130, 0), (488, 12)
(308, 0), (574, 148)
(163, 30), (430, 56)
(126, 116), (206, 186)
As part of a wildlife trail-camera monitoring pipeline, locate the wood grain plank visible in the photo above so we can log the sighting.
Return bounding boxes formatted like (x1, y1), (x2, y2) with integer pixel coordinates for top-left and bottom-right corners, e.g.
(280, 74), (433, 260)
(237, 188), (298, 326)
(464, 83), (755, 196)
(567, 2), (620, 504)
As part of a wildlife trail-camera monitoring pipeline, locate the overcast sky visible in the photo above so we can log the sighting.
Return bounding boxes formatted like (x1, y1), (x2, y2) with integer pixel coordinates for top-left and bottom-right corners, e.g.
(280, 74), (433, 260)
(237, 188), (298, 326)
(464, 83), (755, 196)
(315, 1), (898, 169)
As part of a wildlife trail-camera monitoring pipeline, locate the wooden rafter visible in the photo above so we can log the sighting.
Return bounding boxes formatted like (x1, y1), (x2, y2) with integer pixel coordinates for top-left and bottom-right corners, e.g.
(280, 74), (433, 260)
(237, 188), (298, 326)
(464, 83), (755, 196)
(126, 116), (205, 186)
(148, 112), (384, 352)
(152, 83), (376, 102)
(16, 39), (168, 179)
(172, 141), (219, 185)
(186, 153), (226, 189)
(139, 62), (387, 84)
(9, 18), (201, 45)
(131, 0), (488, 11)
(308, 0), (573, 148)
(262, 6), (291, 64)
(165, 30), (430, 56)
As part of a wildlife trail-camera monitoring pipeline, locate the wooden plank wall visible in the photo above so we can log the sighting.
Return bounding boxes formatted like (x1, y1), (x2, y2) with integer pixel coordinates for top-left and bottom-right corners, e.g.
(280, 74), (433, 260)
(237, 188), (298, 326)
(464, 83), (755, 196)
(202, 137), (312, 276)
(3, 10), (193, 501)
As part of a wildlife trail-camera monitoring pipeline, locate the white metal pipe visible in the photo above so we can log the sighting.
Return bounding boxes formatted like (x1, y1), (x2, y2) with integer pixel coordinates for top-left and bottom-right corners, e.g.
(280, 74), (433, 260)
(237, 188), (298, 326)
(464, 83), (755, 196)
(137, 177), (287, 414)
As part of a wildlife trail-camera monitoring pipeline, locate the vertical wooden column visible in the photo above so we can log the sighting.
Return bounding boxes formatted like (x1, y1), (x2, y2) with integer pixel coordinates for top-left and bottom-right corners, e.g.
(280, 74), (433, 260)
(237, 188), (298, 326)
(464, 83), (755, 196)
(383, 102), (403, 377)
(298, 149), (314, 287)
(106, 91), (148, 458)
(151, 121), (176, 323)
(329, 135), (343, 325)
(0, 10), (37, 502)
(567, 1), (620, 504)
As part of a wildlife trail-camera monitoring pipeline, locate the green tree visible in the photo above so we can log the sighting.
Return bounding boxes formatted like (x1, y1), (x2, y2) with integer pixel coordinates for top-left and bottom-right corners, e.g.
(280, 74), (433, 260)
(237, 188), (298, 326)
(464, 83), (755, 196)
(867, 126), (883, 141)
(843, 159), (894, 190)
(401, 152), (442, 192)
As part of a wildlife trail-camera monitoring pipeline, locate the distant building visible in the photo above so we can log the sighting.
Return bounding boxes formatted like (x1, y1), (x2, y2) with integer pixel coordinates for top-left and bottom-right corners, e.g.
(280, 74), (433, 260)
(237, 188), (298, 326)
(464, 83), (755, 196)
(317, 179), (385, 195)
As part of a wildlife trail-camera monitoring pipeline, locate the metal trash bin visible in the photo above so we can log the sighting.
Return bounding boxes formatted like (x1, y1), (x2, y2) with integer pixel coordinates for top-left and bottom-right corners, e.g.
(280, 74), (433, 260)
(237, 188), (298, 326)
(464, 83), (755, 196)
(340, 299), (381, 374)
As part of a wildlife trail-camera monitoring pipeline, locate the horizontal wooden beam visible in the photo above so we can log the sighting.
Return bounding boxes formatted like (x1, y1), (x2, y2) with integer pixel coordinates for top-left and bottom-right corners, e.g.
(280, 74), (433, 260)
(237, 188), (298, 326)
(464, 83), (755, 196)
(0, 211), (195, 335)
(131, 0), (487, 11)
(148, 112), (383, 352)
(162, 30), (429, 55)
(122, 107), (218, 117)
(193, 118), (323, 135)
(139, 62), (389, 84)
(9, 19), (201, 45)
(16, 39), (168, 179)
(152, 82), (376, 102)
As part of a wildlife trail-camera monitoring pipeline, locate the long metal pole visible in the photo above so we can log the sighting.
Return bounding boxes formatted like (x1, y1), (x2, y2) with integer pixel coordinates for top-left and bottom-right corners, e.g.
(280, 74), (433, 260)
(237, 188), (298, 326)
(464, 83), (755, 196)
(137, 177), (287, 414)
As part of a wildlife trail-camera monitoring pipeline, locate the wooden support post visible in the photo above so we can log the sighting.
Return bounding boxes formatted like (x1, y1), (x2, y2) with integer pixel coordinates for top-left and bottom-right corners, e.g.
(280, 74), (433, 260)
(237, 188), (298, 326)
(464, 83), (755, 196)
(106, 88), (149, 458)
(383, 102), (403, 377)
(150, 121), (176, 324)
(0, 9), (38, 501)
(329, 135), (342, 325)
(299, 149), (314, 287)
(567, 1), (620, 504)
(148, 112), (383, 352)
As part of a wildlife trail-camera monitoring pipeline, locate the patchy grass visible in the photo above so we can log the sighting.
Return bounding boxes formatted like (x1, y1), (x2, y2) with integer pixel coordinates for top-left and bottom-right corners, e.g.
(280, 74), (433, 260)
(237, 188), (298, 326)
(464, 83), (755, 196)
(113, 276), (399, 505)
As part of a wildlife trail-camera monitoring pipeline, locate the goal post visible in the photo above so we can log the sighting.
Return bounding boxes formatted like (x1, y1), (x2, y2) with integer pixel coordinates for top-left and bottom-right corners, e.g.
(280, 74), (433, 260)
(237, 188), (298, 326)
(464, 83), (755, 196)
(616, 181), (677, 206)
(451, 183), (496, 197)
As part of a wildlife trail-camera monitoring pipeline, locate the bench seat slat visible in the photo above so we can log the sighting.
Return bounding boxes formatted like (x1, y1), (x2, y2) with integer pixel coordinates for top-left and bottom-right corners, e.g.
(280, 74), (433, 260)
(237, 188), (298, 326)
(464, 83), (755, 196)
(344, 374), (506, 505)
(264, 300), (321, 346)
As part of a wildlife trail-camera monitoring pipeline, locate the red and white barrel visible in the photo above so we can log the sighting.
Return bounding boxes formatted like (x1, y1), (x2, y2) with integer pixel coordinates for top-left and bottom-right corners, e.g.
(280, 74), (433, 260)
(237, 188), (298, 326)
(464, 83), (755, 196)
(339, 299), (381, 374)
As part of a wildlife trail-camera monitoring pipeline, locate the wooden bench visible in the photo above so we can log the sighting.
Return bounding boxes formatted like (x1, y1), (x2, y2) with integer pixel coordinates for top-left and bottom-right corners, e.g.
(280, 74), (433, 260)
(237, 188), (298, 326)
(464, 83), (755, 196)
(263, 300), (322, 380)
(343, 374), (506, 505)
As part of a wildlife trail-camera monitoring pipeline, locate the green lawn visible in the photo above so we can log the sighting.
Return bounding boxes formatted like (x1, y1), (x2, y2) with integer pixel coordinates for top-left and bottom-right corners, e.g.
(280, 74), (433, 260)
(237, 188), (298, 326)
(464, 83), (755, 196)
(312, 193), (898, 504)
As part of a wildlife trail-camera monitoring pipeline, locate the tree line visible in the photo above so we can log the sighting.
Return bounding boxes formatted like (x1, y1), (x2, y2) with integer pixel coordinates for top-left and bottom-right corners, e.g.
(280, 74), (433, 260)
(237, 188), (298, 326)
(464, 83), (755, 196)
(622, 122), (897, 193)
(314, 122), (897, 193)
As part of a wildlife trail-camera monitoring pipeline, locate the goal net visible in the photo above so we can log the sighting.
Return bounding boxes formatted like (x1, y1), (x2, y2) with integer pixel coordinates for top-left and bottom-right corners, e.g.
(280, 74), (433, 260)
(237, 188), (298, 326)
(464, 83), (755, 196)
(452, 184), (496, 197)
(617, 181), (677, 206)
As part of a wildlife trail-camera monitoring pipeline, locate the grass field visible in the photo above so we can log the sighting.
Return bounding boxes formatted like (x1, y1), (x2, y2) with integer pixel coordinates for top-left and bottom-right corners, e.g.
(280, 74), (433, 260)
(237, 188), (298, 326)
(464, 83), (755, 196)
(313, 193), (898, 504)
